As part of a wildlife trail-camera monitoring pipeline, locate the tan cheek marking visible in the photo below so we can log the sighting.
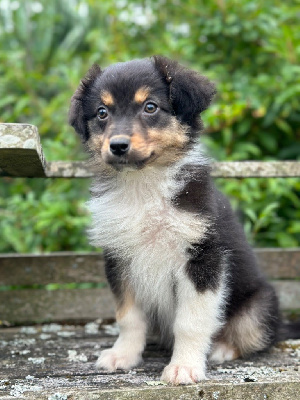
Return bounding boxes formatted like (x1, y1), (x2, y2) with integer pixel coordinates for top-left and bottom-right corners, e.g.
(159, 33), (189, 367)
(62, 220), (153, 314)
(148, 118), (189, 149)
(148, 128), (188, 148)
(101, 137), (111, 155)
(134, 86), (150, 103)
(146, 119), (189, 165)
(128, 123), (152, 157)
(101, 90), (114, 106)
(130, 133), (149, 153)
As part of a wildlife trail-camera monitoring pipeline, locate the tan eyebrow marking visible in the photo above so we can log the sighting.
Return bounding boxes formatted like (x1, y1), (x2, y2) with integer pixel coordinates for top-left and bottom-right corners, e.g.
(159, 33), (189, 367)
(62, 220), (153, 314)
(134, 86), (150, 103)
(101, 90), (114, 106)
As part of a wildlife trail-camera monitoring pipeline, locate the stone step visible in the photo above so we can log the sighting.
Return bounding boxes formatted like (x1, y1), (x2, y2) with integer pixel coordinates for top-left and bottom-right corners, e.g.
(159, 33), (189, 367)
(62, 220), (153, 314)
(0, 323), (299, 399)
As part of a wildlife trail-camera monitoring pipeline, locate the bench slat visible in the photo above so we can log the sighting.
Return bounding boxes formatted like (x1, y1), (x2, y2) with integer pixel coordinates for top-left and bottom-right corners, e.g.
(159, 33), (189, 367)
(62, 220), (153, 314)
(272, 281), (300, 310)
(0, 288), (115, 323)
(255, 248), (300, 279)
(0, 281), (298, 324)
(0, 253), (106, 285)
(0, 249), (299, 286)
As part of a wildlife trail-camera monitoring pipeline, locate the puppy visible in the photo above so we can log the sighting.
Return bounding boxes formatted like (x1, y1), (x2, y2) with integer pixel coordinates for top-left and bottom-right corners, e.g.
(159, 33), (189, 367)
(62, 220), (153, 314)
(69, 56), (293, 385)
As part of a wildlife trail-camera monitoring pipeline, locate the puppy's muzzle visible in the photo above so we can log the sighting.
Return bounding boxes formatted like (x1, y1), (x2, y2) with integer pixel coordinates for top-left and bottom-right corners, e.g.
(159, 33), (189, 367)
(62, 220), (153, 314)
(110, 136), (130, 157)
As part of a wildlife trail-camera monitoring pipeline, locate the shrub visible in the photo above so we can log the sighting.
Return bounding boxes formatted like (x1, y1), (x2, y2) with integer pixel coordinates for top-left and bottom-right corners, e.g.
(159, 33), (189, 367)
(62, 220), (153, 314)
(0, 0), (299, 252)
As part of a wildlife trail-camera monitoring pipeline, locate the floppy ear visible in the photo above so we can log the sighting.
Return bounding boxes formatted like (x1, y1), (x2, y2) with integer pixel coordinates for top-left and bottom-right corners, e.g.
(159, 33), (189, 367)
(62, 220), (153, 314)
(153, 55), (216, 125)
(69, 64), (102, 142)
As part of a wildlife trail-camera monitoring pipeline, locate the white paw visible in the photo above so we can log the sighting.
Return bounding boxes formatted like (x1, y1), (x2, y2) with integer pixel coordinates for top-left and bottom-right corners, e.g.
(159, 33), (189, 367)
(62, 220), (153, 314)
(209, 343), (239, 363)
(161, 364), (206, 385)
(96, 348), (142, 372)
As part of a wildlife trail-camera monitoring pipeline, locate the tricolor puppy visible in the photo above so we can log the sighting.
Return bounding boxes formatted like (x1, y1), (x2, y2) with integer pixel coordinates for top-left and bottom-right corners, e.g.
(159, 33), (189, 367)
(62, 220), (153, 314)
(69, 56), (297, 385)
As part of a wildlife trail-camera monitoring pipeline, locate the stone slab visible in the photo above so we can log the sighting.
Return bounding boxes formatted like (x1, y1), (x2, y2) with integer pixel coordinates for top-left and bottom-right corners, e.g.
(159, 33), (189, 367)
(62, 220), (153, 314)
(0, 124), (46, 177)
(0, 324), (299, 399)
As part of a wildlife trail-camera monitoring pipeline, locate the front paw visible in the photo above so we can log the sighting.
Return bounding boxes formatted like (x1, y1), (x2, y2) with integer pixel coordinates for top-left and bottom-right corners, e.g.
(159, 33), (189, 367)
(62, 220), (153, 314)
(96, 348), (142, 372)
(161, 364), (206, 385)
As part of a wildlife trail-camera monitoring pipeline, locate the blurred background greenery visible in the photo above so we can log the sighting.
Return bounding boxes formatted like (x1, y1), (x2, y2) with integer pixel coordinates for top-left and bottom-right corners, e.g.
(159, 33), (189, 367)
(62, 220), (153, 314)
(0, 0), (299, 253)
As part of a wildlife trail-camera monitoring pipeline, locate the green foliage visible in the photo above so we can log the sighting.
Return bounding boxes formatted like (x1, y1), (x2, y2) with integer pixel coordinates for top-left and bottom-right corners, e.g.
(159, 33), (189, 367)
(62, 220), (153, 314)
(0, 178), (92, 252)
(216, 177), (300, 247)
(0, 0), (299, 252)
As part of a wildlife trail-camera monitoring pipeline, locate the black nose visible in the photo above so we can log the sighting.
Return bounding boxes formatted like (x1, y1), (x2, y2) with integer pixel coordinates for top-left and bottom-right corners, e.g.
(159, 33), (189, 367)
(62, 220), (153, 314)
(110, 137), (130, 156)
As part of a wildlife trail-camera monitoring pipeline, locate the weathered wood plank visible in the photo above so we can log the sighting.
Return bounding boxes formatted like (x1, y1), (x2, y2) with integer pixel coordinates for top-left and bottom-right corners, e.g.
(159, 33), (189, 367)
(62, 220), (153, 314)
(255, 248), (300, 279)
(0, 249), (299, 286)
(0, 281), (298, 324)
(0, 252), (106, 285)
(0, 325), (299, 399)
(0, 288), (115, 323)
(0, 123), (46, 177)
(273, 281), (300, 310)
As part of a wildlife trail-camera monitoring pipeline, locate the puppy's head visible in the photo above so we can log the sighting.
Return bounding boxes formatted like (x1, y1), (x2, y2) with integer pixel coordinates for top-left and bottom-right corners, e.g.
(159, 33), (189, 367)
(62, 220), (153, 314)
(69, 56), (215, 170)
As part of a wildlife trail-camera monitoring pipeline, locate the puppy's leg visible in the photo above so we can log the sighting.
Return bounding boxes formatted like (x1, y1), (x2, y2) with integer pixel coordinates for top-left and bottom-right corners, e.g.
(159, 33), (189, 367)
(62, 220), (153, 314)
(96, 292), (147, 371)
(161, 275), (225, 385)
(210, 283), (279, 363)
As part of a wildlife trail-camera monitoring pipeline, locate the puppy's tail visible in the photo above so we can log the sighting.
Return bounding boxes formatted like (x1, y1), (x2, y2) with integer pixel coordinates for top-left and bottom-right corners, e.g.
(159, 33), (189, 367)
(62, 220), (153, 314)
(278, 320), (300, 341)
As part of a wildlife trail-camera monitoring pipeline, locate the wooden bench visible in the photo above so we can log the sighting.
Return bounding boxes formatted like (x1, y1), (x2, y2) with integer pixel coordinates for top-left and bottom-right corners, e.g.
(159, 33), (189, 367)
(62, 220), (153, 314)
(0, 123), (299, 399)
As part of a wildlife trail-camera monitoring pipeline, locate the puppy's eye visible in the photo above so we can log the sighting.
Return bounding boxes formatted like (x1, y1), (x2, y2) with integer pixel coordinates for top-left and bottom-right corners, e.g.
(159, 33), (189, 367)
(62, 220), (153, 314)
(98, 107), (108, 120)
(144, 102), (158, 114)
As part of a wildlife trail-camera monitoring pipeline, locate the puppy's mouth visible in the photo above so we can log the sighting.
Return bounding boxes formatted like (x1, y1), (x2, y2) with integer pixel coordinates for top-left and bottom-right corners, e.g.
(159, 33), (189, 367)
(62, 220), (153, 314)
(135, 152), (157, 168)
(106, 151), (156, 170)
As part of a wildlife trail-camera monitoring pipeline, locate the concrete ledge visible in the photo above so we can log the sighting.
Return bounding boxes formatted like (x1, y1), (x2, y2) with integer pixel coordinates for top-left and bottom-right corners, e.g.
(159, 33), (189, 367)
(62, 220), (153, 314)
(0, 123), (46, 177)
(45, 160), (300, 178)
(0, 324), (299, 399)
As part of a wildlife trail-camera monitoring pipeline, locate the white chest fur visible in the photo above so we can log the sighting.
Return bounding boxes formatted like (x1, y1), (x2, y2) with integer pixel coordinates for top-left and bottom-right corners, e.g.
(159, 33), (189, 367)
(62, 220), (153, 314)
(88, 162), (209, 328)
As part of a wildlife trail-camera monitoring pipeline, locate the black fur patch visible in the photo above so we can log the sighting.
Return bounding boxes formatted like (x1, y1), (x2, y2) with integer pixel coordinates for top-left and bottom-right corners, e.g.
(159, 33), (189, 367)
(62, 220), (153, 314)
(103, 251), (123, 300)
(186, 235), (225, 292)
(172, 165), (214, 215)
(153, 55), (216, 130)
(69, 64), (102, 141)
